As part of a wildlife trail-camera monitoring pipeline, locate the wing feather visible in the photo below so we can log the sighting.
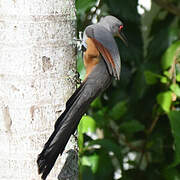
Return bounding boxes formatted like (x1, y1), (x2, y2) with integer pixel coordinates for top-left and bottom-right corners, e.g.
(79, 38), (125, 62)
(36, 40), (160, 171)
(91, 38), (115, 68)
(84, 24), (121, 79)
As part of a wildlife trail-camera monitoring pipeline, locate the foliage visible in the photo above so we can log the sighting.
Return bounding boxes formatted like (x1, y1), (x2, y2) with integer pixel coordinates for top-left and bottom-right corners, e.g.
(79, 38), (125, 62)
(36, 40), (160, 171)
(76, 0), (180, 179)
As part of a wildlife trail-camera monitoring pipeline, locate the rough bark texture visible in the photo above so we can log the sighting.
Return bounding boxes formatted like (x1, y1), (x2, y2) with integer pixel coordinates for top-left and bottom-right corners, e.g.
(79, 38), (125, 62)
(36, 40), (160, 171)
(0, 0), (77, 179)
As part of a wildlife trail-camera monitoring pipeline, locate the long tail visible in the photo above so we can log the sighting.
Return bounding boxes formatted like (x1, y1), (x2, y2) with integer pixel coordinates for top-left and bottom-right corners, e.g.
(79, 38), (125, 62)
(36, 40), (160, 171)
(37, 58), (112, 180)
(37, 79), (100, 179)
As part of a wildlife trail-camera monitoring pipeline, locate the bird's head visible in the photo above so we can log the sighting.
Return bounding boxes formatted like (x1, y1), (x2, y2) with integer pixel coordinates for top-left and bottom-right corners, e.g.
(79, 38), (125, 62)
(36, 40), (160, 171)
(99, 15), (128, 46)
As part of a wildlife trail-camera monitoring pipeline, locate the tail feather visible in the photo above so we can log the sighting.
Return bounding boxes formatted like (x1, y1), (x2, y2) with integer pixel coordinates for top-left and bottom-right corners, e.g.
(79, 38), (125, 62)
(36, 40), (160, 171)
(37, 58), (112, 180)
(54, 80), (86, 129)
(37, 80), (98, 180)
(38, 81), (86, 156)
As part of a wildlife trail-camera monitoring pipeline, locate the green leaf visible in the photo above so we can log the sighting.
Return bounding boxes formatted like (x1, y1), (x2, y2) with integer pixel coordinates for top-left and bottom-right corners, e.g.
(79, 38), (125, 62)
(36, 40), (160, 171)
(78, 115), (96, 134)
(161, 41), (180, 70)
(78, 117), (84, 151)
(168, 111), (180, 166)
(157, 91), (172, 113)
(170, 84), (180, 97)
(81, 154), (99, 173)
(119, 120), (145, 134)
(91, 97), (102, 109)
(144, 70), (161, 85)
(160, 77), (168, 84)
(176, 74), (180, 82)
(78, 131), (84, 152)
(163, 71), (171, 78)
(144, 70), (168, 84)
(78, 115), (96, 151)
(109, 101), (127, 120)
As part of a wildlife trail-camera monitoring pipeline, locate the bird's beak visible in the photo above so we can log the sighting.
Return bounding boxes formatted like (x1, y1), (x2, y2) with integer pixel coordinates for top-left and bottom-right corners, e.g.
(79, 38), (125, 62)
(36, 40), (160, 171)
(117, 31), (128, 46)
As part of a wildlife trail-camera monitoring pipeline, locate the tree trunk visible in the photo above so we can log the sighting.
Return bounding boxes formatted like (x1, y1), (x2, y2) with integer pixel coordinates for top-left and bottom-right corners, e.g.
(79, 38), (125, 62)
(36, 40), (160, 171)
(0, 0), (77, 179)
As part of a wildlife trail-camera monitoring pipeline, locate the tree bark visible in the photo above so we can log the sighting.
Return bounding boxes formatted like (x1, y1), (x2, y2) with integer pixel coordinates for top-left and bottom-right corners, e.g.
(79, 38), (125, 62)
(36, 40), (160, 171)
(0, 0), (77, 179)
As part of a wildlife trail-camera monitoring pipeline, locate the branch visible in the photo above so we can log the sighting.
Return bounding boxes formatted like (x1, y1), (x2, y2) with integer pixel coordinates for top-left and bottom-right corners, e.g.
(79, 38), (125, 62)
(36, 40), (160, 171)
(146, 112), (160, 135)
(152, 0), (180, 17)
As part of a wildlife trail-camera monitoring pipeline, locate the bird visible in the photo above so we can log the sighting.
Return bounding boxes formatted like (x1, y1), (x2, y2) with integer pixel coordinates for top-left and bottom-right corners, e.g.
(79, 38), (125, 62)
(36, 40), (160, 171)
(37, 15), (127, 180)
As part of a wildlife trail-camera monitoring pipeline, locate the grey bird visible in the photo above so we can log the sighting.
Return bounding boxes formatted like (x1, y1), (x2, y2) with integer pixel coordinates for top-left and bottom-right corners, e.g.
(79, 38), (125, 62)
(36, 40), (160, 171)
(37, 15), (127, 180)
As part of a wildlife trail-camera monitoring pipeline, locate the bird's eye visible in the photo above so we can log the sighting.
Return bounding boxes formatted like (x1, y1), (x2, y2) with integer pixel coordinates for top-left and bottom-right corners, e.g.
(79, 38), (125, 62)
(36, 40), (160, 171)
(119, 25), (123, 31)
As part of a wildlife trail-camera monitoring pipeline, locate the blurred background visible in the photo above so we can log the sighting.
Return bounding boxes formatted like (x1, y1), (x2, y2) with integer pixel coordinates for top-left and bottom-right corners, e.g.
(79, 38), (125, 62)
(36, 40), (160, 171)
(76, 0), (180, 179)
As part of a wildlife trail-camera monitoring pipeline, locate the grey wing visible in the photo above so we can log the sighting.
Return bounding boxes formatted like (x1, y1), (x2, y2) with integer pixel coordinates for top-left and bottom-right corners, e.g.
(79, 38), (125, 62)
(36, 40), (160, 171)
(85, 24), (121, 79)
